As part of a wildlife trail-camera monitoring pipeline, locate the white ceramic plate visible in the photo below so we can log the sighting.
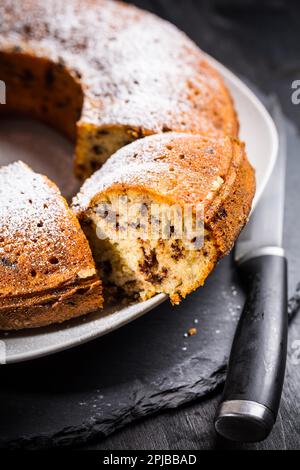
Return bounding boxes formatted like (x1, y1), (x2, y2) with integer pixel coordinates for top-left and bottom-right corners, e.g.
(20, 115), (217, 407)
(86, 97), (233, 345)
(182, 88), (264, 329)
(0, 56), (278, 364)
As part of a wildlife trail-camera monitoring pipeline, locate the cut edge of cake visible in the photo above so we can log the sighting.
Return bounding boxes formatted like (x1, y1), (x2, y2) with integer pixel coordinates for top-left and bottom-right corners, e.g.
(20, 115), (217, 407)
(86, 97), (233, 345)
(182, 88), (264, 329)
(73, 133), (255, 305)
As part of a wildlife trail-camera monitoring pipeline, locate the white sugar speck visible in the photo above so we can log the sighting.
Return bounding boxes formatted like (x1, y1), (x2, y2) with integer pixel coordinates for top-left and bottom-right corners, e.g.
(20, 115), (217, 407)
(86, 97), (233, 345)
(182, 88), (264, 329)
(231, 285), (238, 297)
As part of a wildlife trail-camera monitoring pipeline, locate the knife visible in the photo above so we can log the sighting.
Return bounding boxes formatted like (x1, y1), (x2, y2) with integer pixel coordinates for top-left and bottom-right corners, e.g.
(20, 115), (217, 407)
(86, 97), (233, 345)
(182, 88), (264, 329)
(214, 102), (288, 443)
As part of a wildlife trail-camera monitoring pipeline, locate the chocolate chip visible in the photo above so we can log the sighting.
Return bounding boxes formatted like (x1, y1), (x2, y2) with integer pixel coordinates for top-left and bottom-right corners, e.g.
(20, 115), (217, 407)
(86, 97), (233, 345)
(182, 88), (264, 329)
(171, 241), (184, 261)
(1, 257), (17, 268)
(97, 129), (110, 136)
(92, 145), (105, 155)
(217, 206), (227, 220)
(23, 24), (32, 35)
(45, 67), (55, 88)
(20, 68), (34, 83)
(90, 160), (100, 171)
(139, 248), (158, 274)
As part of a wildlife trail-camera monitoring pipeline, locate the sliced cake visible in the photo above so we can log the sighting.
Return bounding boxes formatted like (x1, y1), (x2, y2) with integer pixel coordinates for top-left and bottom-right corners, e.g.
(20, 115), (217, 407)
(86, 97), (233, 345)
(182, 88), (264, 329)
(73, 133), (255, 304)
(0, 161), (103, 330)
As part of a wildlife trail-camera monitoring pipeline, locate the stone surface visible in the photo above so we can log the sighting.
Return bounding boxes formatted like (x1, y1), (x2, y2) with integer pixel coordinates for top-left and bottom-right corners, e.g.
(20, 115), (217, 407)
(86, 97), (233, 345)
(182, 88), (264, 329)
(0, 254), (242, 448)
(0, 0), (300, 450)
(0, 103), (299, 448)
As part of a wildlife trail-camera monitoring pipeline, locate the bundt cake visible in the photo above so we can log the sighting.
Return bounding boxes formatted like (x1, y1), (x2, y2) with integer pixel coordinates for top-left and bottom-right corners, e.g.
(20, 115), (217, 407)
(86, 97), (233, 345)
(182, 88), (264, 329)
(0, 162), (103, 330)
(73, 133), (255, 304)
(0, 0), (238, 180)
(0, 1), (256, 317)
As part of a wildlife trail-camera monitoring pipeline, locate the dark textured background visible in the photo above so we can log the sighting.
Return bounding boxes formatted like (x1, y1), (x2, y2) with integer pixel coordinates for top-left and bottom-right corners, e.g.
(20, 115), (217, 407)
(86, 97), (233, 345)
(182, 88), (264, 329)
(86, 0), (300, 450)
(1, 0), (300, 450)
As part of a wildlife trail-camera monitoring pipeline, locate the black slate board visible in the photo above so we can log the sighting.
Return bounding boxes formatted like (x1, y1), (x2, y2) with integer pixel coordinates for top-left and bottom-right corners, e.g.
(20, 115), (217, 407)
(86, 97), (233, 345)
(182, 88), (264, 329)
(86, 0), (300, 450)
(1, 10), (300, 449)
(0, 255), (242, 448)
(1, 108), (299, 449)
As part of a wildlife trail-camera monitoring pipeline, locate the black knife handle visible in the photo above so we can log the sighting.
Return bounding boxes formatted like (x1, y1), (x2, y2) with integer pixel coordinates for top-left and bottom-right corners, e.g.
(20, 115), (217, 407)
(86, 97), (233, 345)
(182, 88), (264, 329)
(214, 253), (288, 442)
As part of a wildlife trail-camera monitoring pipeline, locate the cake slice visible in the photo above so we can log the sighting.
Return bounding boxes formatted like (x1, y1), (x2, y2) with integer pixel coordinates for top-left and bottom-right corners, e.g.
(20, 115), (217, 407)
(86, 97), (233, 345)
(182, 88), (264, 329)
(0, 161), (103, 330)
(72, 133), (255, 304)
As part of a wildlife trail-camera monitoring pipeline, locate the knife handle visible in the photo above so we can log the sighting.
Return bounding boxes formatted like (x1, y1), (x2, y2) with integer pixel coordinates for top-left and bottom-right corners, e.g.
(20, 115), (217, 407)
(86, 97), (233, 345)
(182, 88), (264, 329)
(214, 253), (288, 442)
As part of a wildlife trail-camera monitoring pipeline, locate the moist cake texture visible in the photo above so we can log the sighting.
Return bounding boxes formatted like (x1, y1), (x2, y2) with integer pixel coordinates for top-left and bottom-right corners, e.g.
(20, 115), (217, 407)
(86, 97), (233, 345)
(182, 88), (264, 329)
(0, 0), (255, 311)
(73, 133), (255, 304)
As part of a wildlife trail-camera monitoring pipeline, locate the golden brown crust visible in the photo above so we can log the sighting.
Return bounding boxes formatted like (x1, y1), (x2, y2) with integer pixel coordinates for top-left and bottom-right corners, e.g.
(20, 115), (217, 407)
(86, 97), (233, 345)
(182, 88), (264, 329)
(73, 133), (255, 228)
(0, 1), (255, 310)
(0, 0), (238, 178)
(73, 133), (256, 300)
(205, 143), (256, 255)
(0, 278), (102, 330)
(0, 162), (103, 330)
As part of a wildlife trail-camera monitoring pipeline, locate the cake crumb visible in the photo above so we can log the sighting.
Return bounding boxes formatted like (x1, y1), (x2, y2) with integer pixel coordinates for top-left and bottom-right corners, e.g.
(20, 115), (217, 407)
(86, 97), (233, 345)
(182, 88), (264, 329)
(188, 327), (197, 337)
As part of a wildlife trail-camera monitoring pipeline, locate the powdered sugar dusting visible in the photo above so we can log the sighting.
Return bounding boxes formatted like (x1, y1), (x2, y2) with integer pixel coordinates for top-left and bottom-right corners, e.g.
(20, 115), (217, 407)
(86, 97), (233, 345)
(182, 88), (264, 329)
(0, 0), (237, 136)
(0, 161), (67, 239)
(73, 133), (231, 213)
(0, 162), (95, 298)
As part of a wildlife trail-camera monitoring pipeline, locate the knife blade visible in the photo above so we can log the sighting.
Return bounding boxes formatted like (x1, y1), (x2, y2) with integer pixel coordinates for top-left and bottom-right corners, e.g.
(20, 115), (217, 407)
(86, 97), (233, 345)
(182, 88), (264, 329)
(235, 101), (286, 262)
(214, 100), (288, 443)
